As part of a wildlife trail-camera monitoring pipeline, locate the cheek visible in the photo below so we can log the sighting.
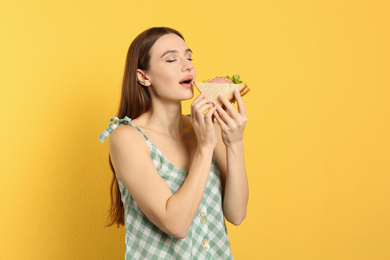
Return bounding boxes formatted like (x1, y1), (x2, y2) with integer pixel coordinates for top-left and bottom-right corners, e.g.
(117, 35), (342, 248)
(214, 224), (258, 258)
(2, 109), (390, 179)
(148, 69), (178, 92)
(149, 63), (176, 81)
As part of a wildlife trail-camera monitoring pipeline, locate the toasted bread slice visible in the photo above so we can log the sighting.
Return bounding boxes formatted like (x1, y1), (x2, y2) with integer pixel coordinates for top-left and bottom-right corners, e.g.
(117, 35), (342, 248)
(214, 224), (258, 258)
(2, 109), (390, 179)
(194, 82), (249, 105)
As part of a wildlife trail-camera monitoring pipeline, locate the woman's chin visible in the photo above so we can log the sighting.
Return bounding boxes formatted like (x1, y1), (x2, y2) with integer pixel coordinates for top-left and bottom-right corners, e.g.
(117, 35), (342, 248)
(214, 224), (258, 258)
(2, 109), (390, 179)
(181, 89), (194, 100)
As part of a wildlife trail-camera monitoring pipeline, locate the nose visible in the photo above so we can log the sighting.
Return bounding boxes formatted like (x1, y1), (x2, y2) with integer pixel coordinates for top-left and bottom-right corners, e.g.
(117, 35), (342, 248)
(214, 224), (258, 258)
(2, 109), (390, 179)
(182, 59), (194, 72)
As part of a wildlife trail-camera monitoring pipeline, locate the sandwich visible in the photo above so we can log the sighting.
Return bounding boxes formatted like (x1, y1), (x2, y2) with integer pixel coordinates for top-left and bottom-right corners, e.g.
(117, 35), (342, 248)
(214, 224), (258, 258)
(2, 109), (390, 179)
(194, 75), (250, 106)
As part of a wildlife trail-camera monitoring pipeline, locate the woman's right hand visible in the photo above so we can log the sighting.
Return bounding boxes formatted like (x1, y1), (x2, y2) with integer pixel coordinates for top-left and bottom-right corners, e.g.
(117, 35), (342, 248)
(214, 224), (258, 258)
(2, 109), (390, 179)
(191, 93), (217, 150)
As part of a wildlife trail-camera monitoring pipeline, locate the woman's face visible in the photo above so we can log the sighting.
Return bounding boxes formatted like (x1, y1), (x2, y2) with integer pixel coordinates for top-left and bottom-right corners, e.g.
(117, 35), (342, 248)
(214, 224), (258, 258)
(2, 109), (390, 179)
(140, 33), (196, 102)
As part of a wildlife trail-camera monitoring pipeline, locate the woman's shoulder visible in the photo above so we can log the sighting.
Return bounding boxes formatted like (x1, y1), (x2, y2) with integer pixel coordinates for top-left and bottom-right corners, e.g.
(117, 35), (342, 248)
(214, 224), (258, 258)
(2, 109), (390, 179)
(109, 124), (145, 147)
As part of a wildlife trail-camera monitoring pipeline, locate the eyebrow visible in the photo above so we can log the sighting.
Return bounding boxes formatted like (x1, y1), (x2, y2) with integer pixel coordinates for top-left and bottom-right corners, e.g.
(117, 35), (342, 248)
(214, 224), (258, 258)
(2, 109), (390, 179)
(160, 48), (192, 58)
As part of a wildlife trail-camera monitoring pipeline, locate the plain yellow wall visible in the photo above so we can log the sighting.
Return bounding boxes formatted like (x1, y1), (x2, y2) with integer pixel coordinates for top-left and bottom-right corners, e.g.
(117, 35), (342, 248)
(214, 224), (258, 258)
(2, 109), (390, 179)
(1, 0), (389, 259)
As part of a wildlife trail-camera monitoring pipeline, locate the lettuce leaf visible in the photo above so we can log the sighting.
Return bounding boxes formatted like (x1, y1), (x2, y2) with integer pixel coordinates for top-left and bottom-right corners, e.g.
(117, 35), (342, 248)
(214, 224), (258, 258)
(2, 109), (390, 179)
(202, 75), (243, 83)
(226, 75), (243, 84)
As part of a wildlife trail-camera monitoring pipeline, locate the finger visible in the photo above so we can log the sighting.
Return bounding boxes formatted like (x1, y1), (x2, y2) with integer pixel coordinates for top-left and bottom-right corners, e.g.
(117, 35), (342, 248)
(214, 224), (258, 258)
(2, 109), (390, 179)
(198, 103), (213, 114)
(218, 95), (240, 121)
(193, 98), (211, 111)
(205, 105), (217, 124)
(191, 93), (210, 109)
(213, 109), (227, 129)
(233, 89), (247, 117)
(215, 103), (234, 126)
(192, 97), (210, 127)
(192, 97), (211, 114)
(193, 92), (205, 103)
(194, 103), (213, 123)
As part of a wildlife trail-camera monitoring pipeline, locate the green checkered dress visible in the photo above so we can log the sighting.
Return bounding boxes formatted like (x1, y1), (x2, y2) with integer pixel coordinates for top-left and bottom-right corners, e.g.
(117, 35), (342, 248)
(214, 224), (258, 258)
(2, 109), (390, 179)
(99, 117), (233, 260)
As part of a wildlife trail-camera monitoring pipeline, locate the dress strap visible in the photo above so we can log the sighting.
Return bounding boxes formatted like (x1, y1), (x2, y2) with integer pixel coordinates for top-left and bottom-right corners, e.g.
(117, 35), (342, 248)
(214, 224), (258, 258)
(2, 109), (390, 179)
(98, 116), (132, 142)
(126, 122), (150, 142)
(98, 116), (151, 143)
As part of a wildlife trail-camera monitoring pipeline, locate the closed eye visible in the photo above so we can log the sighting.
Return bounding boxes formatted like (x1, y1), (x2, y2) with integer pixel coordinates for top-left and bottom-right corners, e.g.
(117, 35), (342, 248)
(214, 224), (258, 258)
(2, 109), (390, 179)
(166, 57), (192, 63)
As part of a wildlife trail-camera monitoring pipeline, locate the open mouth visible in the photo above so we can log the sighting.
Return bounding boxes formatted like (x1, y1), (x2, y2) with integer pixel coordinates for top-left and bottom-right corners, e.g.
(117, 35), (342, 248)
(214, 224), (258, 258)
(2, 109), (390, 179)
(179, 75), (194, 87)
(181, 79), (192, 84)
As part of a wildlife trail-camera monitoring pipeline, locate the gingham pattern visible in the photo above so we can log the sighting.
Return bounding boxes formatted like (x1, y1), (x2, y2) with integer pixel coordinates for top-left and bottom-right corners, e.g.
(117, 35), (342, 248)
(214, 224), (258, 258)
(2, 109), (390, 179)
(98, 116), (132, 142)
(99, 117), (233, 260)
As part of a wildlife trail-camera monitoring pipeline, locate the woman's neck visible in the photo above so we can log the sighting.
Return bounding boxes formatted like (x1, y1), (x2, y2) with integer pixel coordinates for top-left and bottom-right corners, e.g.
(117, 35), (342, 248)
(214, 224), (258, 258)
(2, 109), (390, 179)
(135, 100), (186, 139)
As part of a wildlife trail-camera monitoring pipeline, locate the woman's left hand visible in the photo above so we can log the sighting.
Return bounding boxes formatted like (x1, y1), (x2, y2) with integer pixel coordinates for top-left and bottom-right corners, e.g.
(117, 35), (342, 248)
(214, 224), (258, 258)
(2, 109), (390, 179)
(213, 90), (248, 147)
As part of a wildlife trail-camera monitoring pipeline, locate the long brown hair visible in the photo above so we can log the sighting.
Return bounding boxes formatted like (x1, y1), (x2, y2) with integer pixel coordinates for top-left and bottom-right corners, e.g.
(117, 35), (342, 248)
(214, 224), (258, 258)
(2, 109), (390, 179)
(107, 27), (185, 227)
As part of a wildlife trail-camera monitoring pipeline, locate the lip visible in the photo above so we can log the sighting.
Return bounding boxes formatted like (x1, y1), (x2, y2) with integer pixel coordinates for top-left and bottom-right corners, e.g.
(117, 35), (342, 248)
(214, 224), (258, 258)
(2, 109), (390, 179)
(179, 75), (194, 84)
(179, 75), (194, 88)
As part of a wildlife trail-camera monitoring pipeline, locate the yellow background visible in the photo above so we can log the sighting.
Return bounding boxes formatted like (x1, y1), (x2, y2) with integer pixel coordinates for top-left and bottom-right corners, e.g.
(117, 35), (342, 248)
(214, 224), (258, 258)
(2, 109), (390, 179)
(1, 0), (389, 259)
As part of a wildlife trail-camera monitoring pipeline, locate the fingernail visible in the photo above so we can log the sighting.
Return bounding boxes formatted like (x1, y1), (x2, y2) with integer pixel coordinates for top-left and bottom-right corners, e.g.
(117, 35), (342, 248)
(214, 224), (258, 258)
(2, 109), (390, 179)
(235, 89), (239, 93)
(219, 95), (223, 99)
(212, 101), (216, 106)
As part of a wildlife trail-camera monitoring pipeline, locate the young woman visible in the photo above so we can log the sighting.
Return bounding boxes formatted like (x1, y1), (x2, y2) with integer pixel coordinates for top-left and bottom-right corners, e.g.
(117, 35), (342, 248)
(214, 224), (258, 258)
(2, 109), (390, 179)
(99, 27), (248, 259)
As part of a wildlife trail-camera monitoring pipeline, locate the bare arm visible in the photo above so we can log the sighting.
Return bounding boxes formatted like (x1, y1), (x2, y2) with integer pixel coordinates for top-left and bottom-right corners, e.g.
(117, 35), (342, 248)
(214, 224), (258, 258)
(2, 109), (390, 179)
(213, 90), (249, 225)
(109, 94), (217, 239)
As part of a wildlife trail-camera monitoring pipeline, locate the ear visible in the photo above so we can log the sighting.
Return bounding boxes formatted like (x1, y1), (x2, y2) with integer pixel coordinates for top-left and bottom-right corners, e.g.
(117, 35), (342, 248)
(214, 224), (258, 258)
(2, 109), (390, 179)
(136, 69), (151, 87)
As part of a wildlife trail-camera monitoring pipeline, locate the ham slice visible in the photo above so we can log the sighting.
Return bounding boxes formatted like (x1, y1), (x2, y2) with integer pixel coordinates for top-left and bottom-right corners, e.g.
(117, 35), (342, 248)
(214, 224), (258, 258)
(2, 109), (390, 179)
(208, 77), (233, 83)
